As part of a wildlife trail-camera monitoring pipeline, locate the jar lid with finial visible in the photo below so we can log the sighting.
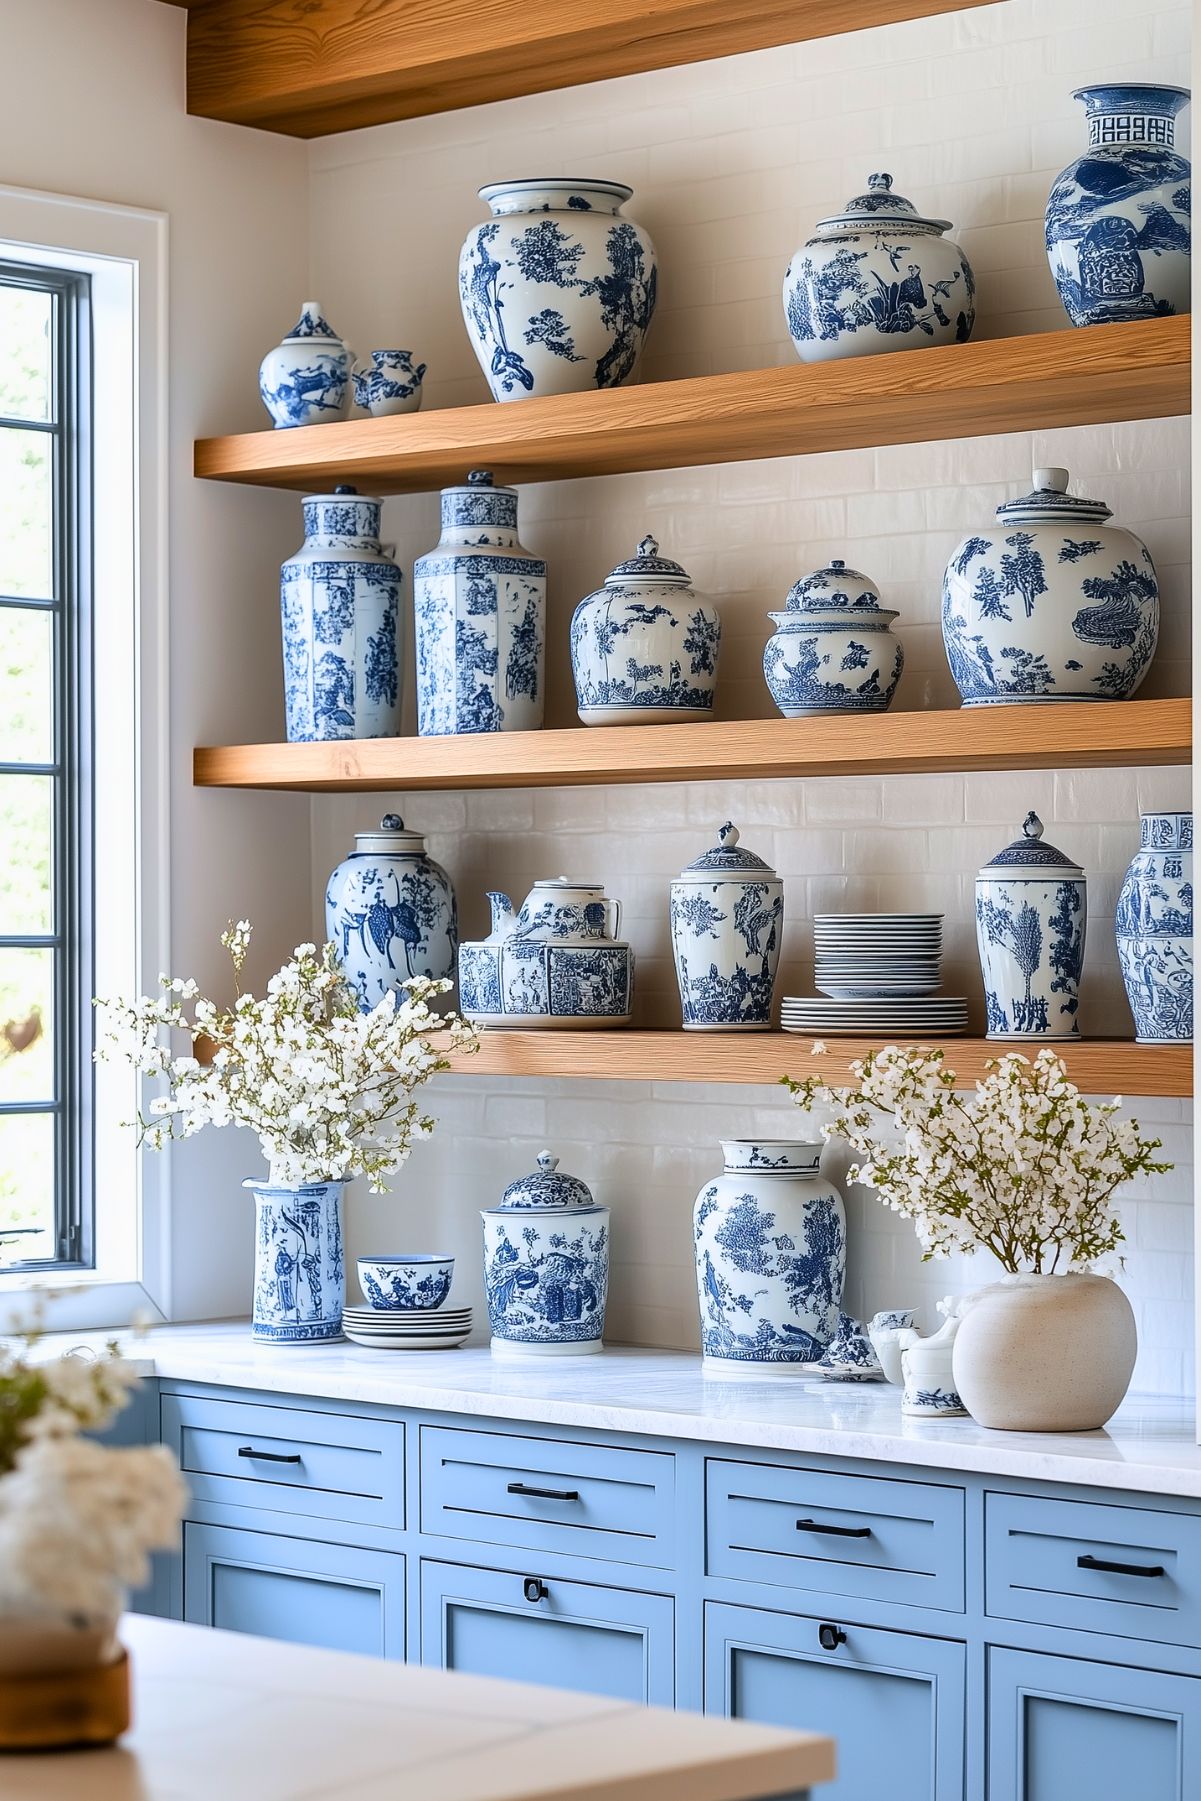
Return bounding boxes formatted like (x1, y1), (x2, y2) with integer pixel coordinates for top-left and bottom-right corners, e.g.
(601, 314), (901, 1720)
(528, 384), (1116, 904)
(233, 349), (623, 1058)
(978, 811), (1085, 881)
(674, 821), (780, 883)
(771, 557), (896, 625)
(605, 535), (693, 585)
(350, 814), (431, 857)
(816, 170), (954, 236)
(491, 1150), (601, 1213)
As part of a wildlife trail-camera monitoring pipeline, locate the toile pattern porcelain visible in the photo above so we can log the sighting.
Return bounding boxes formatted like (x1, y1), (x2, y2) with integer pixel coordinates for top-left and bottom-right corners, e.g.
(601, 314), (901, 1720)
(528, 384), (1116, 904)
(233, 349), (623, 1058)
(976, 813), (1087, 1040)
(670, 824), (783, 1030)
(1116, 809), (1193, 1043)
(764, 558), (903, 715)
(356, 1254), (454, 1311)
(325, 815), (457, 1011)
(352, 349), (426, 416)
(259, 301), (352, 428)
(458, 878), (633, 1028)
(482, 1151), (609, 1356)
(248, 1179), (345, 1343)
(570, 537), (721, 725)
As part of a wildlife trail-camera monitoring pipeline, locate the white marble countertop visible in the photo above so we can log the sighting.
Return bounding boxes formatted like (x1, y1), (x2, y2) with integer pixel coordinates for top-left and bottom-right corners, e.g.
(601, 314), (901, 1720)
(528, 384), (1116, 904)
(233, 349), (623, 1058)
(2, 1615), (834, 1801)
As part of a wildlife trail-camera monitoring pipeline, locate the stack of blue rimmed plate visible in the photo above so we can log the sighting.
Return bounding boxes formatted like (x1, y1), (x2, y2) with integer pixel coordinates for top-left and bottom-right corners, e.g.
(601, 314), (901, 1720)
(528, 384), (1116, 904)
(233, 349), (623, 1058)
(784, 911), (966, 1035)
(342, 1303), (472, 1350)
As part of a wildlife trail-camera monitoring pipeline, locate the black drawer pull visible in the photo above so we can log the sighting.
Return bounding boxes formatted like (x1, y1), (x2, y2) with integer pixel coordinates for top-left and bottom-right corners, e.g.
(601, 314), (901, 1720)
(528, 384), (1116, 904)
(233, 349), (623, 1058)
(797, 1518), (872, 1539)
(818, 1623), (847, 1651)
(238, 1445), (303, 1465)
(523, 1577), (549, 1604)
(1077, 1553), (1166, 1580)
(507, 1482), (581, 1502)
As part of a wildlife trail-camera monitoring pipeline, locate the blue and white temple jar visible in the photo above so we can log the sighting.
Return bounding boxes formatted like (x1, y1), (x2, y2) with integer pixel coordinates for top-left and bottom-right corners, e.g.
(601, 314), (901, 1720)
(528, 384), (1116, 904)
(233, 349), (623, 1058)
(352, 349), (426, 416)
(482, 1151), (609, 1357)
(458, 878), (633, 1027)
(325, 815), (457, 1011)
(783, 172), (974, 362)
(280, 487), (403, 743)
(1116, 810), (1193, 1043)
(459, 178), (657, 402)
(670, 824), (783, 1030)
(246, 1179), (345, 1344)
(764, 559), (903, 715)
(1047, 85), (1190, 328)
(259, 301), (352, 428)
(414, 470), (545, 735)
(942, 467), (1159, 706)
(694, 1142), (846, 1372)
(570, 537), (721, 725)
(976, 813), (1087, 1040)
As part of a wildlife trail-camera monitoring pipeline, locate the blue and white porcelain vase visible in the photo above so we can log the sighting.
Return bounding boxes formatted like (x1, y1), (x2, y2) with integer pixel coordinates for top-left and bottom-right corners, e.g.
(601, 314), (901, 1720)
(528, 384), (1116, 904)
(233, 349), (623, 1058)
(976, 813), (1087, 1040)
(482, 1151), (609, 1357)
(325, 814), (457, 1011)
(764, 559), (903, 715)
(670, 824), (783, 1030)
(1116, 809), (1193, 1043)
(1046, 85), (1190, 327)
(694, 1142), (846, 1372)
(783, 172), (974, 362)
(259, 301), (353, 428)
(942, 467), (1159, 706)
(280, 486), (403, 743)
(246, 1179), (345, 1344)
(459, 178), (657, 402)
(570, 537), (721, 725)
(352, 349), (426, 416)
(414, 470), (545, 735)
(458, 877), (633, 1027)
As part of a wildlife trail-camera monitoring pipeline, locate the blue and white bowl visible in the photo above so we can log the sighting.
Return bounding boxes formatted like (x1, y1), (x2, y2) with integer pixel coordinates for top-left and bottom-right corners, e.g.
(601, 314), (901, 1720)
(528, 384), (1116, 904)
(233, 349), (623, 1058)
(357, 1255), (455, 1311)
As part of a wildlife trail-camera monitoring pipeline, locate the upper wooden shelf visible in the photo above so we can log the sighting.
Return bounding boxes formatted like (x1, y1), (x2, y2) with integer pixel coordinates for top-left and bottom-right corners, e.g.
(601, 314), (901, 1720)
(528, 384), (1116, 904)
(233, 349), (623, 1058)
(196, 317), (1187, 496)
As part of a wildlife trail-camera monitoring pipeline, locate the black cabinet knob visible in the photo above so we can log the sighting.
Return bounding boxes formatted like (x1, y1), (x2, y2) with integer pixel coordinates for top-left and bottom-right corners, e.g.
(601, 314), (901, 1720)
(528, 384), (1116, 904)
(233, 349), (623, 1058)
(818, 1622), (847, 1652)
(523, 1577), (549, 1604)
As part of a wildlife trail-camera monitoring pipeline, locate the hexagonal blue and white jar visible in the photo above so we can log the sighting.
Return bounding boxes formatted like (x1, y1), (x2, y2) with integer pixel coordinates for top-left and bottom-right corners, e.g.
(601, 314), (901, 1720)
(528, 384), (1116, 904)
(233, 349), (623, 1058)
(482, 1151), (609, 1357)
(1116, 810), (1193, 1043)
(259, 301), (352, 428)
(325, 815), (457, 1011)
(670, 824), (783, 1030)
(764, 559), (903, 716)
(976, 813), (1087, 1040)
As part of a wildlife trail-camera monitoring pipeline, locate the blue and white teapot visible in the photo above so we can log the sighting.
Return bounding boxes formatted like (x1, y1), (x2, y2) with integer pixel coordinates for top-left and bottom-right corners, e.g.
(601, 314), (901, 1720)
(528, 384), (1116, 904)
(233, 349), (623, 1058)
(458, 877), (634, 1028)
(482, 1151), (609, 1357)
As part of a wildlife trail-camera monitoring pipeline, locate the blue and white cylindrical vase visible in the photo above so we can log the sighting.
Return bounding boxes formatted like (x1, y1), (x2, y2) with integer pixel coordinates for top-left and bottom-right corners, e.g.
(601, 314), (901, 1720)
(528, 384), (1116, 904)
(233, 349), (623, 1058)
(246, 1180), (346, 1344)
(670, 824), (783, 1030)
(1116, 810), (1193, 1043)
(975, 813), (1087, 1040)
(325, 814), (457, 1011)
(280, 486), (403, 742)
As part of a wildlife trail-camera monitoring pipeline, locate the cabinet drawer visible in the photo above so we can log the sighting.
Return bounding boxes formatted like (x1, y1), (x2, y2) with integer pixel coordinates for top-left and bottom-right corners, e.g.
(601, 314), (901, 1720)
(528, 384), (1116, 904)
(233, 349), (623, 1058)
(163, 1392), (404, 1529)
(420, 1425), (674, 1568)
(986, 1491), (1201, 1648)
(706, 1458), (965, 1612)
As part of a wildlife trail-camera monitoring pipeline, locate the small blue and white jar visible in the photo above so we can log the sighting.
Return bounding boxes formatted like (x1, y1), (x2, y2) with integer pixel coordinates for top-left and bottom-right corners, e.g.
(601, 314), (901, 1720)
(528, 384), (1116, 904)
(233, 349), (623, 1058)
(764, 559), (902, 716)
(1116, 810), (1193, 1043)
(325, 815), (457, 1010)
(246, 1179), (345, 1344)
(570, 537), (721, 725)
(259, 301), (352, 428)
(670, 824), (783, 1030)
(414, 470), (545, 735)
(482, 1151), (609, 1357)
(352, 349), (426, 416)
(976, 813), (1087, 1040)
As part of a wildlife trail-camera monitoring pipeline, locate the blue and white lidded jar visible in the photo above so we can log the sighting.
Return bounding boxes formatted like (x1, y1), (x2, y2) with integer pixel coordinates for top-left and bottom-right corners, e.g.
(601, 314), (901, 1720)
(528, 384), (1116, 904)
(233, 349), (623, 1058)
(458, 878), (634, 1028)
(246, 1179), (345, 1344)
(694, 1142), (846, 1372)
(942, 468), (1159, 707)
(459, 178), (657, 402)
(1116, 810), (1193, 1043)
(280, 487), (403, 743)
(482, 1151), (609, 1357)
(259, 301), (353, 428)
(352, 349), (426, 416)
(976, 813), (1087, 1040)
(783, 172), (975, 363)
(763, 559), (903, 716)
(414, 470), (546, 736)
(1046, 85), (1190, 328)
(670, 824), (783, 1030)
(570, 537), (721, 725)
(325, 815), (457, 1011)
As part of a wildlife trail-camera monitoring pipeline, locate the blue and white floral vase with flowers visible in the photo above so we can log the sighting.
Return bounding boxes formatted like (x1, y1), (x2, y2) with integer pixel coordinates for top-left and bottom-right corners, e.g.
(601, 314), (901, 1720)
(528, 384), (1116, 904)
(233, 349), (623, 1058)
(764, 559), (903, 715)
(482, 1151), (609, 1357)
(570, 536), (721, 725)
(247, 1179), (345, 1344)
(670, 824), (783, 1030)
(976, 814), (1087, 1040)
(325, 815), (458, 1011)
(259, 301), (353, 428)
(1116, 809), (1193, 1043)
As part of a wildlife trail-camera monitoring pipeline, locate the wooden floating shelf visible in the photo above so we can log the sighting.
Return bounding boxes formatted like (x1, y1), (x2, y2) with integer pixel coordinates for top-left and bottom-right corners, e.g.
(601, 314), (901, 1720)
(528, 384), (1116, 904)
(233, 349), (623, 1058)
(194, 317), (1189, 497)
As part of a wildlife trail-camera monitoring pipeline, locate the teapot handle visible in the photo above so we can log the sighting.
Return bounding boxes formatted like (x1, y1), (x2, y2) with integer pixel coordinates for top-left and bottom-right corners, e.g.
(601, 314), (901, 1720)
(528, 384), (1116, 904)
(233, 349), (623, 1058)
(604, 898), (623, 940)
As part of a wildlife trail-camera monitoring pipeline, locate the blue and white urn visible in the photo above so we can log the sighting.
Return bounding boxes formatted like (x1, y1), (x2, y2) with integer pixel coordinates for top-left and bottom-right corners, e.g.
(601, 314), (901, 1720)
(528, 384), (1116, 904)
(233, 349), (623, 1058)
(976, 813), (1087, 1040)
(246, 1179), (345, 1344)
(259, 301), (352, 428)
(670, 824), (783, 1030)
(325, 814), (457, 1011)
(482, 1151), (609, 1357)
(1046, 85), (1190, 327)
(694, 1142), (846, 1372)
(458, 877), (633, 1027)
(459, 178), (657, 402)
(570, 537), (721, 725)
(414, 470), (546, 735)
(352, 349), (426, 416)
(942, 467), (1159, 706)
(764, 559), (903, 716)
(1116, 809), (1193, 1043)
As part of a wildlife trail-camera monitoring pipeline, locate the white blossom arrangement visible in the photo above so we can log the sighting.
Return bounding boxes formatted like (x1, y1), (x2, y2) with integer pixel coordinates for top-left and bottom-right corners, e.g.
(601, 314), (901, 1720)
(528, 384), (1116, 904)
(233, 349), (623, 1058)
(785, 1044), (1171, 1274)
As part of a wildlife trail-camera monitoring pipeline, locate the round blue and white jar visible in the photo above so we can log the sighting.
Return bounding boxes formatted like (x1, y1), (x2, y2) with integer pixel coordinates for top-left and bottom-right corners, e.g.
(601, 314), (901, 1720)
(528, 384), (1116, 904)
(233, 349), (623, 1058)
(246, 1179), (345, 1344)
(1047, 85), (1190, 328)
(259, 301), (352, 428)
(976, 813), (1087, 1040)
(694, 1142), (846, 1373)
(352, 349), (426, 416)
(1116, 810), (1193, 1043)
(670, 824), (783, 1030)
(459, 179), (657, 402)
(325, 815), (457, 1011)
(764, 559), (903, 715)
(482, 1151), (609, 1357)
(570, 537), (721, 725)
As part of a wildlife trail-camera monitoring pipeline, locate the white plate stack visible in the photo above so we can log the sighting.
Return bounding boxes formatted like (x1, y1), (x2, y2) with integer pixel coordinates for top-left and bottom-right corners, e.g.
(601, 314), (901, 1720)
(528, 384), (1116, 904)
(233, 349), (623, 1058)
(782, 912), (967, 1035)
(343, 1303), (473, 1350)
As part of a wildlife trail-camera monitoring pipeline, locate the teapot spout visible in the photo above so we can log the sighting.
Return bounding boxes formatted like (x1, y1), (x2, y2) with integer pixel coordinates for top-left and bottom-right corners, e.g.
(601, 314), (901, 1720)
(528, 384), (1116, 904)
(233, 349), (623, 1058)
(486, 891), (516, 937)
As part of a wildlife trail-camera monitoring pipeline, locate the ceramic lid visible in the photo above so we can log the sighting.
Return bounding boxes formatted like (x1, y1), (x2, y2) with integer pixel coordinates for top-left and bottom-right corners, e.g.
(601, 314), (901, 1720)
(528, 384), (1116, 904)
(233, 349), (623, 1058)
(995, 467), (1112, 526)
(816, 171), (952, 235)
(284, 301), (343, 342)
(676, 822), (778, 883)
(304, 483), (383, 507)
(491, 1150), (599, 1212)
(605, 536), (692, 586)
(721, 1141), (822, 1174)
(773, 557), (895, 620)
(352, 814), (427, 856)
(978, 811), (1085, 880)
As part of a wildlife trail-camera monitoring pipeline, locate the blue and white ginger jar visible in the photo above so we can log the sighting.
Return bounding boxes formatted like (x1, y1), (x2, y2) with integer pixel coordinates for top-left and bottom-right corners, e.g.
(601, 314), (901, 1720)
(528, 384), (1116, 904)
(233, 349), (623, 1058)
(976, 813), (1086, 1040)
(783, 172), (974, 363)
(482, 1150), (609, 1357)
(570, 537), (721, 725)
(764, 558), (902, 716)
(280, 487), (403, 743)
(325, 814), (457, 1011)
(259, 301), (352, 428)
(942, 467), (1159, 706)
(458, 877), (634, 1027)
(1116, 809), (1193, 1043)
(414, 470), (545, 735)
(670, 824), (783, 1030)
(247, 1179), (345, 1344)
(459, 178), (657, 402)
(352, 349), (426, 416)
(1047, 85), (1190, 327)
(694, 1142), (846, 1372)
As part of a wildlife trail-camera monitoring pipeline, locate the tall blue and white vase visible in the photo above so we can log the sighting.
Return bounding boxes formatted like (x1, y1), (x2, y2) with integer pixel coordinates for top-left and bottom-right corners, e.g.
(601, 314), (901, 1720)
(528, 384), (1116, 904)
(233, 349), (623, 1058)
(459, 179), (657, 402)
(280, 487), (403, 743)
(976, 813), (1087, 1040)
(694, 1142), (846, 1372)
(764, 559), (903, 716)
(670, 824), (783, 1029)
(414, 470), (545, 735)
(1116, 810), (1193, 1043)
(259, 301), (353, 428)
(570, 537), (721, 725)
(246, 1179), (345, 1344)
(481, 1151), (609, 1357)
(325, 815), (457, 1011)
(1046, 85), (1190, 328)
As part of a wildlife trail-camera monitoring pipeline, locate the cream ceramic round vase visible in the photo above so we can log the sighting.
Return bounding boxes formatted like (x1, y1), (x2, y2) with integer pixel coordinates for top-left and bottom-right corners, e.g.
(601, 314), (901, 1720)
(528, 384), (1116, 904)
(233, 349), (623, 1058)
(951, 1272), (1136, 1431)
